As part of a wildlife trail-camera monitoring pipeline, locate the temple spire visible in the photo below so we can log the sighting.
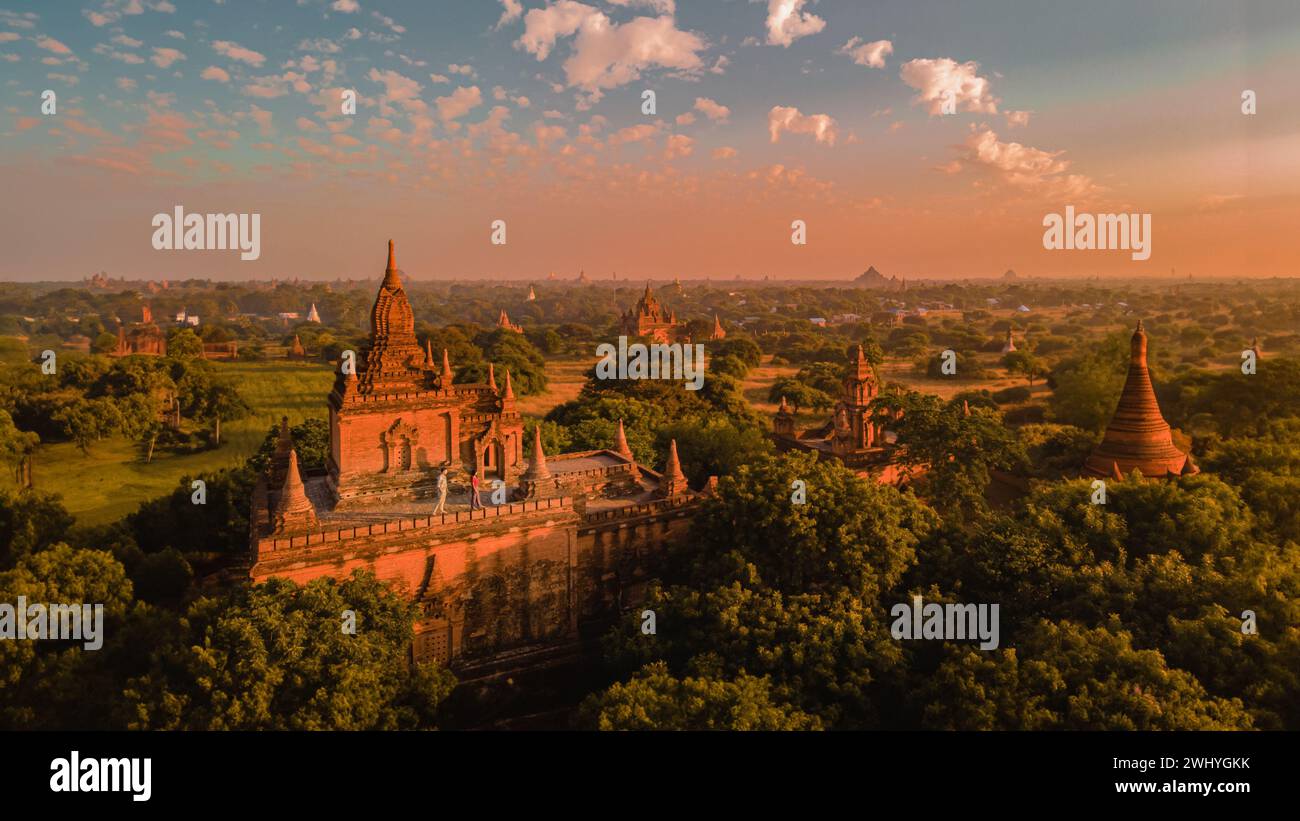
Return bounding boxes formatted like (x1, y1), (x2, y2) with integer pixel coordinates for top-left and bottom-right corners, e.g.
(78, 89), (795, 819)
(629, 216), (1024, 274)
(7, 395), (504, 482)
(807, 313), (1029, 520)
(273, 449), (317, 533)
(659, 439), (688, 497)
(424, 339), (434, 368)
(613, 418), (634, 463)
(522, 426), (551, 481)
(383, 239), (400, 286)
(441, 348), (453, 384)
(487, 362), (497, 391)
(503, 368), (515, 402)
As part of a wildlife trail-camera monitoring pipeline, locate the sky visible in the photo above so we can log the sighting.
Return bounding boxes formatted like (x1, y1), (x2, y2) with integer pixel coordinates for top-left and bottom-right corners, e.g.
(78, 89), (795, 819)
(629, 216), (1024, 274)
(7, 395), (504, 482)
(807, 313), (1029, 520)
(1, 0), (1298, 282)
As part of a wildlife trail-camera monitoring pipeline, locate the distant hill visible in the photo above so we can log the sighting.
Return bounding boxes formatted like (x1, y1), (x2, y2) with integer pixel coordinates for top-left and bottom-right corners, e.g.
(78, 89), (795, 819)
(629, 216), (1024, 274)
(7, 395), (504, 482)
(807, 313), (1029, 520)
(1003, 269), (1019, 280)
(853, 266), (905, 291)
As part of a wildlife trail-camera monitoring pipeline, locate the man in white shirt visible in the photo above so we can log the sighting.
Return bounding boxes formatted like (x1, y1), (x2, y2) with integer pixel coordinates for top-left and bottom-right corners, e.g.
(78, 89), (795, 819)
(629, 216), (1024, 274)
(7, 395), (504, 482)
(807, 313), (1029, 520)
(432, 467), (448, 515)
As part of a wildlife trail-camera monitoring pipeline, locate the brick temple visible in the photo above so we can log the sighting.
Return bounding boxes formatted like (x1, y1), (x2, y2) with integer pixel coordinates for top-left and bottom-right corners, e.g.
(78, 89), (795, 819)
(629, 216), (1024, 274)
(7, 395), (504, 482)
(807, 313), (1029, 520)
(772, 345), (911, 485)
(1084, 320), (1197, 479)
(249, 241), (708, 669)
(619, 283), (687, 343)
(112, 306), (167, 357)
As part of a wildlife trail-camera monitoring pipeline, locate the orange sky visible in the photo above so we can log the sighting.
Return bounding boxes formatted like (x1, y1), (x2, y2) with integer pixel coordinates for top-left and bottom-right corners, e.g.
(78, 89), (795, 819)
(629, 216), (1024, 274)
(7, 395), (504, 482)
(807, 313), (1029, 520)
(2, 1), (1298, 281)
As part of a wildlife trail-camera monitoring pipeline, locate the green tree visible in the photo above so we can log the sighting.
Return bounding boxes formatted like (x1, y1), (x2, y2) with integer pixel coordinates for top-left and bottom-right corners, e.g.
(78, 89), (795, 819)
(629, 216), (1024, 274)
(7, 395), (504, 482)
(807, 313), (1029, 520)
(166, 327), (204, 361)
(120, 570), (456, 730)
(578, 661), (821, 730)
(871, 392), (1026, 524)
(0, 409), (39, 488)
(920, 620), (1254, 730)
(1003, 350), (1045, 385)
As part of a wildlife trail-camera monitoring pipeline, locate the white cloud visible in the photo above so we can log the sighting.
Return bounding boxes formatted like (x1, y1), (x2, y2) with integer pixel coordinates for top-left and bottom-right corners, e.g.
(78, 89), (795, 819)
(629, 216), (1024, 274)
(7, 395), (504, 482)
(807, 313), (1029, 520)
(1005, 110), (1031, 128)
(958, 127), (1097, 199)
(664, 132), (693, 159)
(332, 0), (360, 13)
(765, 0), (824, 48)
(838, 37), (892, 68)
(372, 11), (405, 33)
(201, 65), (230, 82)
(900, 57), (999, 115)
(693, 96), (729, 122)
(436, 85), (482, 121)
(768, 105), (837, 145)
(298, 38), (342, 54)
(517, 1), (706, 94)
(608, 0), (676, 12)
(368, 67), (422, 107)
(213, 40), (266, 67)
(35, 36), (72, 55)
(151, 47), (185, 68)
(495, 0), (523, 29)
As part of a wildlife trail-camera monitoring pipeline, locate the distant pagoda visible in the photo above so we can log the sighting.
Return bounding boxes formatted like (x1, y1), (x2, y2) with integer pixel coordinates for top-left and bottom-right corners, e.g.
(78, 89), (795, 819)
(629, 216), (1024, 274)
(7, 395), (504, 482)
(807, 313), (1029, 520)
(1083, 321), (1197, 479)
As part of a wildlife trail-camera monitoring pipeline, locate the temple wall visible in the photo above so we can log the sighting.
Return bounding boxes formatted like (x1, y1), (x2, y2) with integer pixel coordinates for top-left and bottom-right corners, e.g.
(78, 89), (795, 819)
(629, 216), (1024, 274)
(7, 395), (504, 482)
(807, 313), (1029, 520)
(250, 496), (698, 668)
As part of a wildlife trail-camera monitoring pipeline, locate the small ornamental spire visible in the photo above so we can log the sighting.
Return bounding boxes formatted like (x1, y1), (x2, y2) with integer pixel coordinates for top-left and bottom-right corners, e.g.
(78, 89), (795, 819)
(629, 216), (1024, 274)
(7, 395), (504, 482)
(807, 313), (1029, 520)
(424, 339), (434, 368)
(614, 418), (635, 463)
(382, 239), (401, 289)
(273, 449), (317, 533)
(1111, 460), (1124, 482)
(778, 395), (791, 414)
(441, 348), (453, 384)
(503, 368), (516, 402)
(659, 438), (688, 497)
(488, 362), (497, 391)
(522, 425), (551, 481)
(962, 399), (971, 417)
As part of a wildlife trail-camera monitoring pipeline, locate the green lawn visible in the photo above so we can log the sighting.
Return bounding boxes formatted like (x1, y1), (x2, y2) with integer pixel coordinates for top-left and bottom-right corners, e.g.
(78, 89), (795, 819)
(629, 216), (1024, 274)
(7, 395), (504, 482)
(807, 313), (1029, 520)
(4, 360), (336, 526)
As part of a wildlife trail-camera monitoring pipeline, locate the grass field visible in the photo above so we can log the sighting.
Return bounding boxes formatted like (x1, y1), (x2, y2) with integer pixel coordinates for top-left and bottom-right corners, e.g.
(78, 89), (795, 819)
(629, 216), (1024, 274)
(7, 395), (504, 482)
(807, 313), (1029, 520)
(515, 357), (592, 419)
(4, 360), (335, 526)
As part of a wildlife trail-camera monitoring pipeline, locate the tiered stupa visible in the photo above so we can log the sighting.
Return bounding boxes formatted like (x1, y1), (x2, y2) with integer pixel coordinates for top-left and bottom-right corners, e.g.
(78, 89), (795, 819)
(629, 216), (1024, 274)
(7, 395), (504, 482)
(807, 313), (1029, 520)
(1083, 321), (1198, 479)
